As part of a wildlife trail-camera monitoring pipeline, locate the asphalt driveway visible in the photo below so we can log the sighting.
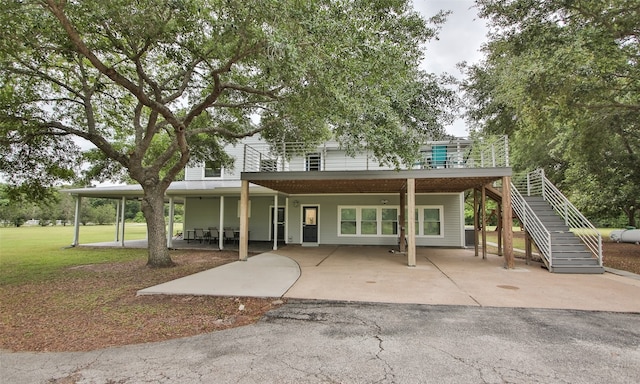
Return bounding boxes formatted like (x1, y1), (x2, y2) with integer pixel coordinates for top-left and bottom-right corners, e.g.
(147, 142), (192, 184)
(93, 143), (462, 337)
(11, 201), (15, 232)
(2, 302), (639, 383)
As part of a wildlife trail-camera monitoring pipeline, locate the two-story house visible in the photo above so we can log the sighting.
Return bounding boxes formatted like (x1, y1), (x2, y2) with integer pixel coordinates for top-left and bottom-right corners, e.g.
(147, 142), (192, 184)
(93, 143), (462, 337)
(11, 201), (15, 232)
(67, 134), (517, 268)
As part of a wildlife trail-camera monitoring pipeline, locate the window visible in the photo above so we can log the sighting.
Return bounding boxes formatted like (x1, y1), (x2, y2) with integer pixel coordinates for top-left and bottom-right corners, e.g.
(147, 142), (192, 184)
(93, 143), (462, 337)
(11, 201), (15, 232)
(404, 206), (443, 236)
(381, 208), (398, 235)
(338, 206), (399, 236)
(340, 208), (357, 235)
(338, 206), (442, 237)
(305, 152), (321, 171)
(203, 161), (222, 178)
(361, 208), (377, 235)
(423, 208), (441, 236)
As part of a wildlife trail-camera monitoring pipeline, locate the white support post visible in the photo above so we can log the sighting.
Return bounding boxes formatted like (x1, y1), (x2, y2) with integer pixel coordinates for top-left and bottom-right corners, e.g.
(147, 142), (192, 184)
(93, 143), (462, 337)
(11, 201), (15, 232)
(120, 197), (126, 247)
(239, 180), (249, 261)
(167, 197), (175, 248)
(219, 195), (225, 250)
(114, 199), (120, 242)
(273, 194), (279, 251)
(285, 197), (289, 244)
(407, 178), (416, 267)
(72, 195), (81, 246)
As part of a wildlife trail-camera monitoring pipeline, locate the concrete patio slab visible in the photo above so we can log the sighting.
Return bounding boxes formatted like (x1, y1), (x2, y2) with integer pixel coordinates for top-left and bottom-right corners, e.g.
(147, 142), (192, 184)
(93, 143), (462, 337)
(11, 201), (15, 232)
(136, 245), (640, 313)
(137, 253), (300, 297)
(274, 245), (640, 312)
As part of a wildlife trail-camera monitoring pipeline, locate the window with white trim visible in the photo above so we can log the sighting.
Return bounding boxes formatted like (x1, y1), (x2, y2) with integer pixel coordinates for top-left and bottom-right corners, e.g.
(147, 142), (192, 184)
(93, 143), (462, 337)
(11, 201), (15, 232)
(423, 208), (441, 235)
(360, 208), (377, 234)
(340, 208), (357, 235)
(338, 205), (442, 237)
(338, 206), (399, 236)
(305, 152), (321, 171)
(381, 208), (398, 235)
(405, 205), (443, 237)
(203, 161), (222, 178)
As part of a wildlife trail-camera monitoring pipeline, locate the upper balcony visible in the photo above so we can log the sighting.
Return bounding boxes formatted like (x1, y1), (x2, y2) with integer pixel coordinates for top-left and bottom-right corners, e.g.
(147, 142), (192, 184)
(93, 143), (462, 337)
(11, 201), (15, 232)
(242, 135), (509, 173)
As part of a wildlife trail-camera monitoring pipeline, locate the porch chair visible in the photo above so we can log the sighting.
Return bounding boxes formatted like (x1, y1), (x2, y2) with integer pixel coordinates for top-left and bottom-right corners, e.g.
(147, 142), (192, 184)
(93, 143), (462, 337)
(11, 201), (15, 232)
(224, 228), (237, 245)
(193, 228), (205, 243)
(208, 227), (219, 244)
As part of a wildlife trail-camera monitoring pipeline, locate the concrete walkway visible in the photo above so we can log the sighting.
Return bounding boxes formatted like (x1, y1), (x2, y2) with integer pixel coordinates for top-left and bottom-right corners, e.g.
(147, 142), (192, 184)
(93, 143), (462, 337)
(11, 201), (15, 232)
(138, 245), (640, 313)
(138, 253), (300, 297)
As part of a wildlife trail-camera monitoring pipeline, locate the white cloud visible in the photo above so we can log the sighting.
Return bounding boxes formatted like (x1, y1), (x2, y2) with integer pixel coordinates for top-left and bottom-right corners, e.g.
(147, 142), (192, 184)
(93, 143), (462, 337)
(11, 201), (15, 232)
(413, 0), (489, 136)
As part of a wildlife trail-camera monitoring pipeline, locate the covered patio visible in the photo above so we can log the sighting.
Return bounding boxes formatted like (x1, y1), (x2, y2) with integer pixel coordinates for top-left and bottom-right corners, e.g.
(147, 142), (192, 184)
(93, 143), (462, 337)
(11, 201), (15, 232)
(238, 167), (515, 268)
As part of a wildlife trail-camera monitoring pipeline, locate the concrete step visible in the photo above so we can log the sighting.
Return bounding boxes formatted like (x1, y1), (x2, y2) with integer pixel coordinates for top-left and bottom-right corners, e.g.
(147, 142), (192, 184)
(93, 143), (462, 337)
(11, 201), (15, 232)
(552, 257), (600, 266)
(550, 265), (605, 274)
(551, 244), (590, 252)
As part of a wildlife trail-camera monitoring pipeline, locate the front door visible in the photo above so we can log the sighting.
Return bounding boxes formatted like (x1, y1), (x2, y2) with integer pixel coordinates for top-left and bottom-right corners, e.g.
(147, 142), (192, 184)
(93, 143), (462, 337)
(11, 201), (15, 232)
(271, 207), (285, 241)
(302, 206), (318, 243)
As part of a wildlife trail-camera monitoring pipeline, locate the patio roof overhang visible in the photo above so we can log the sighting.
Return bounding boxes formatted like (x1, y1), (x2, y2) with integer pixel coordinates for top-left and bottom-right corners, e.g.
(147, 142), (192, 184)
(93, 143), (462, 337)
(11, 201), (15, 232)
(241, 167), (512, 194)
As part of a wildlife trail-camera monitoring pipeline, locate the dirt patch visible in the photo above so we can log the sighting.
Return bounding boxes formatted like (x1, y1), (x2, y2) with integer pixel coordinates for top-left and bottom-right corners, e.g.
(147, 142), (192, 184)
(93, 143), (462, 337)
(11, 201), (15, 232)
(602, 241), (640, 274)
(0, 250), (283, 353)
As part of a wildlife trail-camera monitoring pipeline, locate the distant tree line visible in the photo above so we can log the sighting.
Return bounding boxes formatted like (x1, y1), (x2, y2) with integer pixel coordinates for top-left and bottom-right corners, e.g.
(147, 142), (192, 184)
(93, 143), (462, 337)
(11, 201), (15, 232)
(0, 184), (145, 227)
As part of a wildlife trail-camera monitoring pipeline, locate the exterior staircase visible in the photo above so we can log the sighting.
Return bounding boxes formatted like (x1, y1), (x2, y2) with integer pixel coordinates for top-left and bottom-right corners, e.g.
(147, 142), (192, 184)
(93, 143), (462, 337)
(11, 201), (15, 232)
(510, 170), (604, 274)
(522, 196), (604, 273)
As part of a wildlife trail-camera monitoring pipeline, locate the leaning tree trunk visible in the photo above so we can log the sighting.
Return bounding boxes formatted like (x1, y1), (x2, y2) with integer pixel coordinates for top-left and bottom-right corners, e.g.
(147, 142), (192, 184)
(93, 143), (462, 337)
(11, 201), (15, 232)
(141, 187), (174, 268)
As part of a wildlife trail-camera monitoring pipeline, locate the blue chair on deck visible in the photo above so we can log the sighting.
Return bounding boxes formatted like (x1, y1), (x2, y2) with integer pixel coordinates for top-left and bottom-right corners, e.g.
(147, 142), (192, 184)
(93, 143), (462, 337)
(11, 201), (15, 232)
(432, 145), (447, 168)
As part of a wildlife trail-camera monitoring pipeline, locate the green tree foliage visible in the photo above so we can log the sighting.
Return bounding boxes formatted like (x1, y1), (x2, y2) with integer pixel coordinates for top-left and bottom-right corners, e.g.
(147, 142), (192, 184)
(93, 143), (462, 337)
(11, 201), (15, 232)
(0, 0), (454, 266)
(462, 0), (639, 226)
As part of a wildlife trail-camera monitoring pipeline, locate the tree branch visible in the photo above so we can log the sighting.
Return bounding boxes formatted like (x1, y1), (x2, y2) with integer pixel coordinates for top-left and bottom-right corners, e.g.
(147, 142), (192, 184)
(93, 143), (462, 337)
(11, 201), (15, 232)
(42, 0), (186, 134)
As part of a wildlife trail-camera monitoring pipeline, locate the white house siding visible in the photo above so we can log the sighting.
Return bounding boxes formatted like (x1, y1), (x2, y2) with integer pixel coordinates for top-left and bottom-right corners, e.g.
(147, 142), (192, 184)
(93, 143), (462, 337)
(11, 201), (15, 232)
(184, 167), (203, 181)
(183, 197), (222, 230)
(285, 193), (464, 247)
(184, 136), (265, 181)
(182, 192), (464, 246)
(183, 195), (284, 242)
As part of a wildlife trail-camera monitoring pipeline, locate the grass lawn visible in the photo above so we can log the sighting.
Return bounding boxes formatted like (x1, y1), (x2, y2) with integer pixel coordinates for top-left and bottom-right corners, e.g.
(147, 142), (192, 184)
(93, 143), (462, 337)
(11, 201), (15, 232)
(0, 224), (149, 285)
(0, 224), (278, 352)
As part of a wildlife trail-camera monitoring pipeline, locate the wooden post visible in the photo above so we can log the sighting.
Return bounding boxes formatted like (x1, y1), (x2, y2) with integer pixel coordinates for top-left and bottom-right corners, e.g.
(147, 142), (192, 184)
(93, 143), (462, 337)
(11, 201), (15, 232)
(481, 185), (487, 260)
(525, 231), (532, 265)
(399, 188), (406, 253)
(502, 176), (515, 268)
(407, 178), (416, 267)
(497, 202), (503, 256)
(239, 180), (249, 261)
(474, 188), (479, 257)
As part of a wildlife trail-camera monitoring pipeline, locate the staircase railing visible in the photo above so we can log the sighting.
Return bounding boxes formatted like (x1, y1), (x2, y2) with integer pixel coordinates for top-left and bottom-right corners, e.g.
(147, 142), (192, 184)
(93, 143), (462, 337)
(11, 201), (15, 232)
(514, 169), (603, 266)
(510, 186), (553, 267)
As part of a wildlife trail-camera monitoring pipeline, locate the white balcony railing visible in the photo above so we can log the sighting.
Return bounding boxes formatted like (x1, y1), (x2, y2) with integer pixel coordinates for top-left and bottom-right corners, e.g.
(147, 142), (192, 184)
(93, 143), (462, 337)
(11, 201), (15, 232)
(243, 135), (509, 173)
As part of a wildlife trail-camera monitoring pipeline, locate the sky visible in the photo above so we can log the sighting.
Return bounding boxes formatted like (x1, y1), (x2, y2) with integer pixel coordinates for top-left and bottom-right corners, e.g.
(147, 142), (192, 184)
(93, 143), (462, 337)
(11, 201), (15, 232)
(412, 0), (490, 137)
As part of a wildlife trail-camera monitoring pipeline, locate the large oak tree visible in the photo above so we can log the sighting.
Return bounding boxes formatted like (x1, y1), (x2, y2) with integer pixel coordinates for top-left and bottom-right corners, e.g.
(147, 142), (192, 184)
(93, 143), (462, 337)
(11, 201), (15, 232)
(461, 0), (640, 226)
(0, 0), (454, 266)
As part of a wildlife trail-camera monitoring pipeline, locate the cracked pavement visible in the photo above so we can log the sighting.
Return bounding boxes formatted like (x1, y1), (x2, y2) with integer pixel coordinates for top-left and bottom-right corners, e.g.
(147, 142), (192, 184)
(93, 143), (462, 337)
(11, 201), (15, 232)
(2, 301), (639, 384)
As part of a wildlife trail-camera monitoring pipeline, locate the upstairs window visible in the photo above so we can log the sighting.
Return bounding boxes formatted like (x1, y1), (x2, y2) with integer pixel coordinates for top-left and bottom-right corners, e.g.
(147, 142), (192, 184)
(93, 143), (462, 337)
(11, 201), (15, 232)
(203, 161), (222, 178)
(305, 152), (321, 171)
